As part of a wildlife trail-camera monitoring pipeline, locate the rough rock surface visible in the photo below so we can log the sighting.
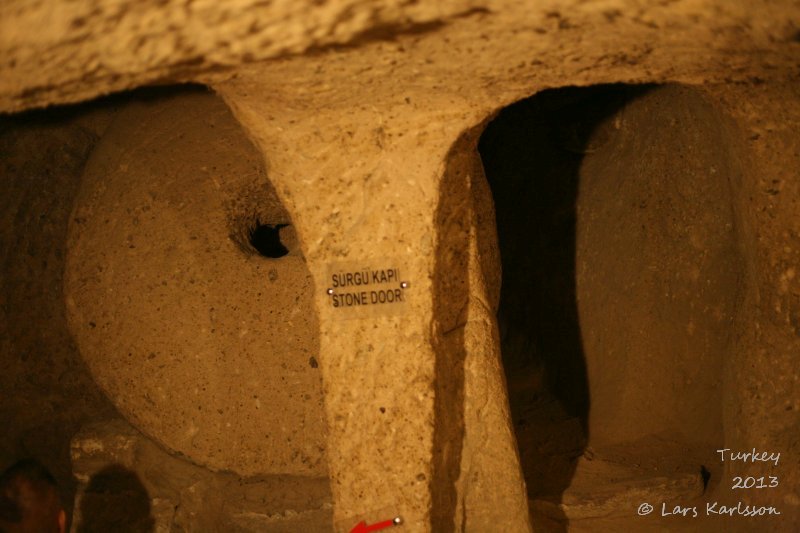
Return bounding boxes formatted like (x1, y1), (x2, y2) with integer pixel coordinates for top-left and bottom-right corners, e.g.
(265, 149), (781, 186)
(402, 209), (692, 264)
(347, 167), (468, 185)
(1, 1), (799, 113)
(70, 418), (332, 532)
(0, 104), (119, 521)
(65, 88), (328, 477)
(1, 1), (799, 532)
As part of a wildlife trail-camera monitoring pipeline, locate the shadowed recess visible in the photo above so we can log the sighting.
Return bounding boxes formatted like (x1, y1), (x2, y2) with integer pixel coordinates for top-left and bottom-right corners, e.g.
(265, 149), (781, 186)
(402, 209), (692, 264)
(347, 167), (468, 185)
(77, 464), (154, 533)
(0, 103), (121, 526)
(430, 131), (479, 532)
(479, 84), (653, 529)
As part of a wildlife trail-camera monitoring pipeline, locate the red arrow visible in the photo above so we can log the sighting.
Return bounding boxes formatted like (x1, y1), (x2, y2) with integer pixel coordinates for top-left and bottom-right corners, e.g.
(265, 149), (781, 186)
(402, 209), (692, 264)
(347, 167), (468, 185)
(350, 518), (396, 533)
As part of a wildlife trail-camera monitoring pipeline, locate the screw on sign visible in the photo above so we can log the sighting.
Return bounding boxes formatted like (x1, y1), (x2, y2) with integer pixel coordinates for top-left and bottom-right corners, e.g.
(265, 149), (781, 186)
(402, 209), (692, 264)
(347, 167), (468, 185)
(350, 516), (402, 532)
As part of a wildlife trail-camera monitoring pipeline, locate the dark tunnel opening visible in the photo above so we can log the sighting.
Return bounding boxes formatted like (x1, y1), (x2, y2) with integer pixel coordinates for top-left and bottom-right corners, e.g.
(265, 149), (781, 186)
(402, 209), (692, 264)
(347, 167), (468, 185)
(478, 83), (655, 522)
(479, 82), (742, 529)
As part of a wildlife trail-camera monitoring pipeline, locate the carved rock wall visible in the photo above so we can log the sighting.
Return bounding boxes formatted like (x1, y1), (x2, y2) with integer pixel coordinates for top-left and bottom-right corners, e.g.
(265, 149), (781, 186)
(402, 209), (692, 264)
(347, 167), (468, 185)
(1, 1), (799, 531)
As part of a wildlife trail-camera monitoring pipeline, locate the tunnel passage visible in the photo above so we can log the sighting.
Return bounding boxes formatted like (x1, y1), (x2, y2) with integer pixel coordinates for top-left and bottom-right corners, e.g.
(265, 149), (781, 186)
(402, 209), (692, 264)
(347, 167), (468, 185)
(479, 84), (744, 521)
(63, 86), (330, 480)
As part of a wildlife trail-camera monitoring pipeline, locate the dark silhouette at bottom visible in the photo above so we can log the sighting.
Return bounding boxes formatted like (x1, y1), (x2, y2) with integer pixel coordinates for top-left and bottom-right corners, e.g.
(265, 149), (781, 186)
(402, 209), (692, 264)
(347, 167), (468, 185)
(77, 464), (154, 533)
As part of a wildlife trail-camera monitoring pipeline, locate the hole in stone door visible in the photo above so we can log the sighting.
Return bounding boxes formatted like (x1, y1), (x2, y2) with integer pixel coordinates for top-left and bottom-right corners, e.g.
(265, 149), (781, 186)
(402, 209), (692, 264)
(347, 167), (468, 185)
(249, 222), (290, 258)
(479, 84), (742, 528)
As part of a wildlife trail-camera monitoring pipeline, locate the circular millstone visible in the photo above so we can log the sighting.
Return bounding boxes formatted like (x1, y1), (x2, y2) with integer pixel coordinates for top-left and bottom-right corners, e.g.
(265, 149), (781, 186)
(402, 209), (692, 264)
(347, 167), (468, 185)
(65, 89), (327, 476)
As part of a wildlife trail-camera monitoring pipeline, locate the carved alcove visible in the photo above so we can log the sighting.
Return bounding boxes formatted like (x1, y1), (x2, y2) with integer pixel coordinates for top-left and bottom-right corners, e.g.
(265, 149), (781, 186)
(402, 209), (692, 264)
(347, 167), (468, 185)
(481, 83), (745, 527)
